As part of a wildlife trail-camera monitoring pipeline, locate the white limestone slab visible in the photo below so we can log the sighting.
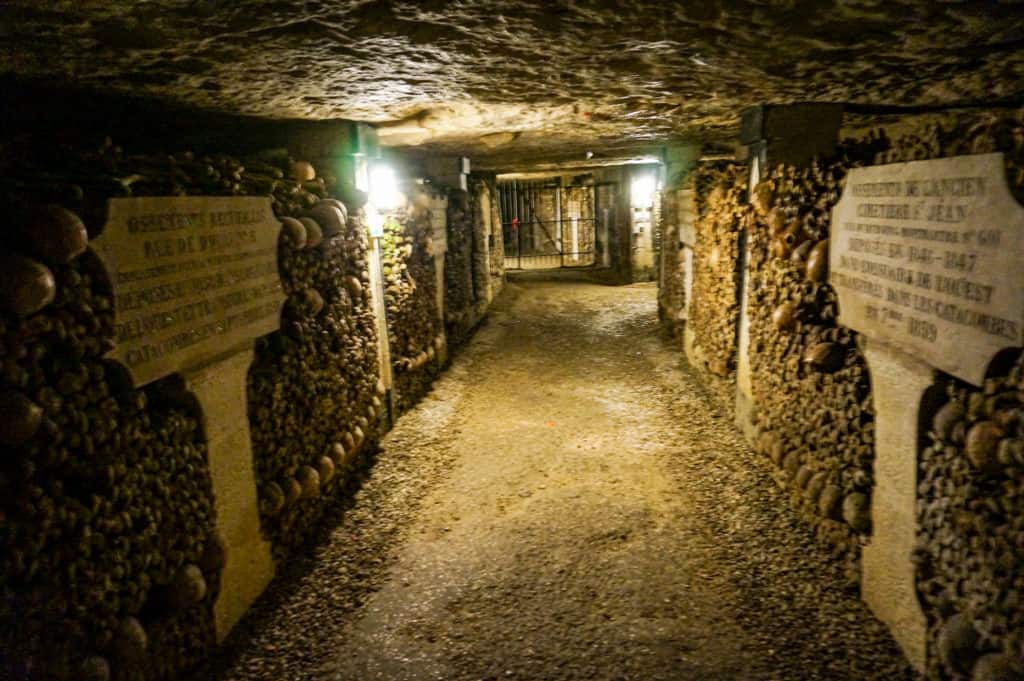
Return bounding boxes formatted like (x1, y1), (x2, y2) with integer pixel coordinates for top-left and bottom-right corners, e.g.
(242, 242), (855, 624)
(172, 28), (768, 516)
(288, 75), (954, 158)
(861, 339), (931, 673)
(735, 235), (756, 443)
(185, 349), (274, 642)
(677, 188), (696, 246)
(830, 153), (1023, 386)
(368, 236), (394, 392)
(93, 197), (284, 386)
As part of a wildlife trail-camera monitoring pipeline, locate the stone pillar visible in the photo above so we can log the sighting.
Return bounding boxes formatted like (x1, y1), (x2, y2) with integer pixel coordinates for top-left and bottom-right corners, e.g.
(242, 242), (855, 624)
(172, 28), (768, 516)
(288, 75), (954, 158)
(614, 167), (634, 284)
(861, 340), (931, 672)
(734, 103), (844, 444)
(185, 349), (274, 642)
(660, 144), (700, 291)
(475, 182), (495, 305)
(428, 192), (449, 364)
(733, 170), (757, 442)
(367, 234), (394, 420)
(660, 144), (699, 344)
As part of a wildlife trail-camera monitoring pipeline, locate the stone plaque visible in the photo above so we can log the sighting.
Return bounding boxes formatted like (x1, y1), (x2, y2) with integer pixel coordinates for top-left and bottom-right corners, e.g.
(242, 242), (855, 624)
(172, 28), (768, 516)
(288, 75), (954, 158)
(92, 197), (284, 386)
(677, 188), (696, 245)
(430, 195), (448, 254)
(830, 153), (1024, 385)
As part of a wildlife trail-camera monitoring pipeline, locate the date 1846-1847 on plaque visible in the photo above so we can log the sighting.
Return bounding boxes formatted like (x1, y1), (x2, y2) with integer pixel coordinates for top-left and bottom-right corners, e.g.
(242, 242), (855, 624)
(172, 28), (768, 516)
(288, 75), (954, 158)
(830, 152), (1023, 386)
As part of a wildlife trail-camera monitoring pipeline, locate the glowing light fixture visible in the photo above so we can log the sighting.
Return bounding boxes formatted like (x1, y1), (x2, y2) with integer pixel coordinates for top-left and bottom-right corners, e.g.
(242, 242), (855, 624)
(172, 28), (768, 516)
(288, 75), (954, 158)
(631, 175), (657, 209)
(368, 164), (400, 212)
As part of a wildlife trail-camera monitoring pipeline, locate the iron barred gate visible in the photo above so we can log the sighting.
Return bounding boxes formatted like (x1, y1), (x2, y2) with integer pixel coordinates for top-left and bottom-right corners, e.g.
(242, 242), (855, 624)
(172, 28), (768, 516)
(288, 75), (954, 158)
(497, 180), (597, 270)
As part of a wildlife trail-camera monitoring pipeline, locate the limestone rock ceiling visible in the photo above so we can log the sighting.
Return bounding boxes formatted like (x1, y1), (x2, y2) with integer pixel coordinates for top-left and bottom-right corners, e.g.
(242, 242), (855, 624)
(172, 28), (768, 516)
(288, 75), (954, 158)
(2, 0), (1023, 168)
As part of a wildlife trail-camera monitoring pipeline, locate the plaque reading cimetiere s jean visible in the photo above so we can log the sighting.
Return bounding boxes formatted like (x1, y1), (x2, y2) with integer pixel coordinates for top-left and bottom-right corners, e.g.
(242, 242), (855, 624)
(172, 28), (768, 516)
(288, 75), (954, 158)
(830, 153), (1023, 386)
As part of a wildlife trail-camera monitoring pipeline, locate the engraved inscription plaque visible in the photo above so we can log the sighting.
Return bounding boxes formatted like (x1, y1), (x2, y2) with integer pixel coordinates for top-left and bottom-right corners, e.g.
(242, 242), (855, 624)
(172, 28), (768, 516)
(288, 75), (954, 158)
(677, 188), (696, 246)
(830, 153), (1023, 385)
(92, 197), (285, 386)
(430, 195), (448, 254)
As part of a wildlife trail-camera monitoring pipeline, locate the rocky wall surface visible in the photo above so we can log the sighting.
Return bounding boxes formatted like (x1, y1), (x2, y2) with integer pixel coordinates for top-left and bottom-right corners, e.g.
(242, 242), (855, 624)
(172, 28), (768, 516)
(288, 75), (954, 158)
(248, 204), (383, 559)
(381, 198), (444, 415)
(0, 134), (396, 679)
(4, 2), (1023, 168)
(0, 138), (291, 680)
(688, 163), (746, 387)
(657, 180), (689, 338)
(745, 134), (890, 585)
(888, 112), (1024, 681)
(475, 179), (505, 310)
(444, 189), (477, 347)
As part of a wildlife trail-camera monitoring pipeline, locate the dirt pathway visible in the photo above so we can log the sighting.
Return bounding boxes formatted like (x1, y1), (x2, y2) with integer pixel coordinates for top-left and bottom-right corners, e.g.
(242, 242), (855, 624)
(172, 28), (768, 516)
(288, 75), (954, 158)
(202, 280), (916, 681)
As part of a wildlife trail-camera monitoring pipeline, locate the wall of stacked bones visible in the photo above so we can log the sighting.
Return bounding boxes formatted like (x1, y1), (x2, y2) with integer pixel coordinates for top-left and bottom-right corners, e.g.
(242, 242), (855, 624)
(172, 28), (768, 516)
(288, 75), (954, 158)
(442, 179), (504, 350)
(0, 134), (498, 680)
(890, 114), (1024, 681)
(380, 191), (445, 416)
(746, 132), (892, 587)
(475, 181), (506, 337)
(657, 182), (687, 339)
(444, 179), (503, 346)
(443, 190), (478, 348)
(249, 197), (383, 559)
(664, 110), (1024, 680)
(684, 162), (746, 404)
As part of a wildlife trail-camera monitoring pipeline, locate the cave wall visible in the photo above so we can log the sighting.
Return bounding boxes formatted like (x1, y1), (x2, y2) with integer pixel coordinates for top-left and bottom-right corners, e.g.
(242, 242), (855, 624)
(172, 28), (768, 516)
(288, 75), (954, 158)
(682, 162), (748, 410)
(745, 135), (889, 585)
(0, 107), (503, 679)
(657, 178), (695, 340)
(663, 107), (1024, 678)
(445, 176), (505, 349)
(879, 114), (1024, 681)
(657, 147), (700, 347)
(248, 207), (383, 560)
(381, 188), (446, 416)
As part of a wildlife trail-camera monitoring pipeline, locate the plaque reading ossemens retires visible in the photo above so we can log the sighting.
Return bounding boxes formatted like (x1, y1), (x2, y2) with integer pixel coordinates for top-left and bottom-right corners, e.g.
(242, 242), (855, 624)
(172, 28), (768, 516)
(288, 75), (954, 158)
(830, 153), (1024, 386)
(92, 197), (284, 386)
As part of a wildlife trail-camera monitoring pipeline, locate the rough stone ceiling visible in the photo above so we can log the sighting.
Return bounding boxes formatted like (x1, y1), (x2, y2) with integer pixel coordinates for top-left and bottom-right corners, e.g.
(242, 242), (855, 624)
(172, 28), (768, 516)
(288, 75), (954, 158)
(2, 0), (1023, 168)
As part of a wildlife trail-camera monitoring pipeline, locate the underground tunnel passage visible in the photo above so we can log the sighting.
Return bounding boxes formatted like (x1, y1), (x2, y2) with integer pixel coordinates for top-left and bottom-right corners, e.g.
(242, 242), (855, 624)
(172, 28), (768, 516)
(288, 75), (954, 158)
(1, 2), (1023, 680)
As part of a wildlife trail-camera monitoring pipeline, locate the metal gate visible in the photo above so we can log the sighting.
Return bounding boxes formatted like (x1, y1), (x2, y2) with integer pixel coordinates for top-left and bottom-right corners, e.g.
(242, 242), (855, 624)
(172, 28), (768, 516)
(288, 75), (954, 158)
(497, 180), (597, 270)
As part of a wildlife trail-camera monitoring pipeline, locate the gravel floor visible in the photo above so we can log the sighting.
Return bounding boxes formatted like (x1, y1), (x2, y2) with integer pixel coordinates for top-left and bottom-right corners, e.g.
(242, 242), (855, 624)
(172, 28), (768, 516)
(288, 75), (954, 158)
(191, 279), (919, 681)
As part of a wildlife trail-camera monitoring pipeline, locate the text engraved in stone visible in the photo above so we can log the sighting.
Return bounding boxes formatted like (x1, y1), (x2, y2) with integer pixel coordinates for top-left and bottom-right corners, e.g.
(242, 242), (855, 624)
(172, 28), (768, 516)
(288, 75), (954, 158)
(92, 197), (284, 386)
(830, 153), (1023, 385)
(430, 197), (448, 254)
(677, 188), (696, 245)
